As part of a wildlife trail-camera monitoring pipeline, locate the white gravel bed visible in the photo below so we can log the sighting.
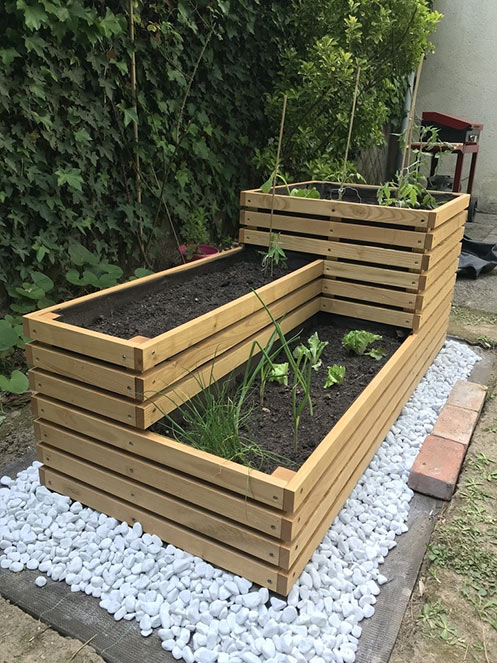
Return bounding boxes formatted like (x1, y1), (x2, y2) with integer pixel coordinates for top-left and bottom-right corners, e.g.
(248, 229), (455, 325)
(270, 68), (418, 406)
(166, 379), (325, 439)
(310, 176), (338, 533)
(0, 340), (480, 663)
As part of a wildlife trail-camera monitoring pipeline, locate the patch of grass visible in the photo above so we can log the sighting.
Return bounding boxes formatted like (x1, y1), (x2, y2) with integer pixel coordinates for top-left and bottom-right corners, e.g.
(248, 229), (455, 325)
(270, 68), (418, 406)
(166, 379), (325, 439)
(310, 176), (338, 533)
(451, 306), (497, 327)
(417, 600), (465, 647)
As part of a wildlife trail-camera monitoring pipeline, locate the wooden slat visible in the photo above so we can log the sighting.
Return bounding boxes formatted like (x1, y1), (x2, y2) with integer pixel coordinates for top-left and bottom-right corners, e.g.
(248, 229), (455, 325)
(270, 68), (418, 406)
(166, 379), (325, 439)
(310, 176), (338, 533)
(38, 445), (282, 564)
(423, 226), (464, 271)
(427, 193), (470, 228)
(425, 210), (467, 250)
(139, 279), (321, 396)
(278, 321), (448, 592)
(418, 242), (461, 293)
(25, 343), (139, 398)
(240, 190), (431, 227)
(34, 420), (285, 537)
(324, 261), (421, 290)
(140, 298), (320, 427)
(281, 302), (450, 544)
(241, 210), (428, 249)
(285, 298), (450, 511)
(320, 297), (414, 328)
(240, 210), (333, 236)
(322, 279), (417, 309)
(413, 274), (457, 331)
(31, 397), (289, 509)
(29, 369), (139, 426)
(139, 260), (324, 371)
(40, 467), (284, 591)
(240, 229), (424, 270)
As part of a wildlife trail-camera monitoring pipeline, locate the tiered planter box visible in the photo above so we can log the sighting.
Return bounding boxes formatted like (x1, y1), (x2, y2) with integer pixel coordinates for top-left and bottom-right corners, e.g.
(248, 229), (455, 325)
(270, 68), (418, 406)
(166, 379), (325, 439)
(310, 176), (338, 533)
(24, 182), (469, 595)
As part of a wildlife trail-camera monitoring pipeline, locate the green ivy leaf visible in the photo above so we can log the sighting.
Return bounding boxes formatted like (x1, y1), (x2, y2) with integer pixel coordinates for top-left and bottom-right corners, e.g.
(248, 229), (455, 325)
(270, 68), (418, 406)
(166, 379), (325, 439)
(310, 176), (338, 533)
(74, 128), (92, 143)
(122, 107), (139, 128)
(15, 283), (45, 300)
(133, 268), (154, 279)
(0, 48), (21, 66)
(31, 271), (54, 293)
(68, 242), (99, 266)
(17, 1), (48, 30)
(55, 168), (83, 192)
(99, 9), (124, 38)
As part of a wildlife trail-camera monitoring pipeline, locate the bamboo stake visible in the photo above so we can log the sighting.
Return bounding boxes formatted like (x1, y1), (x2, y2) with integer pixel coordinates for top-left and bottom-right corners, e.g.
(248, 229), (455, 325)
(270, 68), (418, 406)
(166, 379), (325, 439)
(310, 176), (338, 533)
(269, 94), (288, 238)
(129, 0), (141, 206)
(338, 66), (361, 200)
(399, 54), (424, 181)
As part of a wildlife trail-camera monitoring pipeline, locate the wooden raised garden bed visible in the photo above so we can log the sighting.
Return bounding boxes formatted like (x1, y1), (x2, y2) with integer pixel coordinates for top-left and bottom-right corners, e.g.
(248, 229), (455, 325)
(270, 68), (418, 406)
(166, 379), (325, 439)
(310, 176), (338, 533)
(24, 182), (469, 595)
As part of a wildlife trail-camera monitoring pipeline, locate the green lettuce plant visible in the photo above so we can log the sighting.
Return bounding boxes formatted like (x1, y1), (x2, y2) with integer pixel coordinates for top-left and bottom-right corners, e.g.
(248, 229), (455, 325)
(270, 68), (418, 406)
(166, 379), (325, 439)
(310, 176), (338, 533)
(342, 330), (387, 360)
(324, 364), (346, 387)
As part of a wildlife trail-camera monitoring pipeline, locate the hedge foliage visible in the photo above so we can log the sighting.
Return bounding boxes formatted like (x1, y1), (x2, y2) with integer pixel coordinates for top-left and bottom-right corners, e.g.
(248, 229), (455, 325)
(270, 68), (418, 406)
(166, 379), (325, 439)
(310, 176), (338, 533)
(0, 0), (440, 296)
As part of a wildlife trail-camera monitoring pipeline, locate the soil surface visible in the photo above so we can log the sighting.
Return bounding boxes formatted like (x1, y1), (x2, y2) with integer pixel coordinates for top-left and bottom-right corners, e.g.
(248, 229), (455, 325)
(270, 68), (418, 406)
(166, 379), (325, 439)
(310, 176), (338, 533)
(79, 249), (293, 339)
(155, 319), (403, 474)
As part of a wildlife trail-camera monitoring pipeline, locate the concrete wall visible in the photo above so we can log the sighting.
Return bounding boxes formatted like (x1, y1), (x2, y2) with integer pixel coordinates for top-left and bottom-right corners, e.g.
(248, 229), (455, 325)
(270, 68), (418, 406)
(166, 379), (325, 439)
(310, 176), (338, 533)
(417, 0), (497, 212)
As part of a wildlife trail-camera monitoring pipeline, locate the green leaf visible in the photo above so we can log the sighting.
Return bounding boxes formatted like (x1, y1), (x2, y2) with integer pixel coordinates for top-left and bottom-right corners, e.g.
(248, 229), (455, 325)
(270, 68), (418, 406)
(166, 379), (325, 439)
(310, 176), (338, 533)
(342, 330), (382, 355)
(0, 370), (29, 394)
(324, 365), (346, 388)
(260, 175), (274, 194)
(68, 243), (99, 266)
(55, 168), (83, 192)
(0, 48), (21, 66)
(307, 332), (328, 369)
(15, 283), (45, 300)
(31, 271), (54, 293)
(134, 268), (154, 279)
(17, 1), (48, 30)
(74, 128), (92, 143)
(122, 107), (138, 128)
(268, 362), (289, 386)
(0, 320), (18, 352)
(65, 268), (86, 286)
(99, 263), (123, 279)
(367, 346), (387, 360)
(10, 302), (36, 314)
(99, 9), (124, 38)
(289, 187), (320, 199)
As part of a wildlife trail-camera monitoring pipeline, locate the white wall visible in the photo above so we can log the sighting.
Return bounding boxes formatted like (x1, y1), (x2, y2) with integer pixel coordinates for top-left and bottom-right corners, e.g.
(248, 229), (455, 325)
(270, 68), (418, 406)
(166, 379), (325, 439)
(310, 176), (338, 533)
(417, 0), (497, 212)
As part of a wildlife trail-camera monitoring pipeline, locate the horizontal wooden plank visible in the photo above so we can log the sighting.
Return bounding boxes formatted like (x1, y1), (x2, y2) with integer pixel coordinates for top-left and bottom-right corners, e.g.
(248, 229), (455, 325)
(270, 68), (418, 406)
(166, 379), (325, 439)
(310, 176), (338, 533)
(322, 279), (417, 310)
(241, 211), (428, 249)
(418, 242), (461, 293)
(413, 273), (457, 331)
(320, 297), (414, 328)
(278, 322), (448, 592)
(240, 229), (424, 270)
(427, 193), (470, 228)
(425, 210), (467, 250)
(31, 397), (290, 510)
(40, 467), (284, 592)
(240, 190), (431, 227)
(29, 369), (139, 426)
(34, 420), (285, 538)
(240, 210), (333, 236)
(141, 298), (320, 427)
(324, 261), (421, 290)
(423, 225), (464, 271)
(26, 343), (139, 398)
(282, 302), (450, 544)
(139, 260), (324, 371)
(139, 279), (321, 397)
(38, 444), (282, 564)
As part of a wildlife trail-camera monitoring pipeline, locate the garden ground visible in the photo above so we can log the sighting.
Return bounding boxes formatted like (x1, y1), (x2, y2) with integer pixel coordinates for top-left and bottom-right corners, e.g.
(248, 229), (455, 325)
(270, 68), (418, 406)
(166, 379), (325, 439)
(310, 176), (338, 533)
(1, 212), (497, 662)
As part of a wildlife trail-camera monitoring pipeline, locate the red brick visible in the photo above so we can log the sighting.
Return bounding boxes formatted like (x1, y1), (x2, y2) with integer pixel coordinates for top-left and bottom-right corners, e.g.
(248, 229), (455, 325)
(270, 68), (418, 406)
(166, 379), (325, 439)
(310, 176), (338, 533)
(408, 435), (466, 500)
(447, 380), (487, 413)
(431, 403), (478, 447)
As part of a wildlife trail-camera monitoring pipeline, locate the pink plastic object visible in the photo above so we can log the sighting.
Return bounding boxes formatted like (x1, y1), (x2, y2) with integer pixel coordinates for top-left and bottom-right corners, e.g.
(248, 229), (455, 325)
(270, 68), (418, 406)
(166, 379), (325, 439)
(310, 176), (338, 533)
(178, 244), (220, 262)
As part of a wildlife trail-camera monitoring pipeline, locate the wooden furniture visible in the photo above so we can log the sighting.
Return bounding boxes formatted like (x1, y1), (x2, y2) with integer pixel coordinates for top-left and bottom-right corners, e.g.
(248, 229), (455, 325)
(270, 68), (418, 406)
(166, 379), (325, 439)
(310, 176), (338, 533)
(25, 182), (469, 595)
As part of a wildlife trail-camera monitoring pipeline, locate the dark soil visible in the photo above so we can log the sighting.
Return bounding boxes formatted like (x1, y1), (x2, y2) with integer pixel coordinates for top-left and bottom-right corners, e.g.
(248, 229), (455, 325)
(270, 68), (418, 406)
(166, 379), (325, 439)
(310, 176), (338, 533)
(73, 249), (298, 339)
(154, 317), (404, 474)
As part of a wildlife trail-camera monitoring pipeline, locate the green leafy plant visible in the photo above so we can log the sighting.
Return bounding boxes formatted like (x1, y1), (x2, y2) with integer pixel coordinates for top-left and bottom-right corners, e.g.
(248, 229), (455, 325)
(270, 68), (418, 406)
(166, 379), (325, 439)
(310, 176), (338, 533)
(260, 360), (289, 406)
(324, 364), (346, 387)
(294, 332), (328, 371)
(342, 330), (383, 357)
(0, 370), (29, 395)
(7, 272), (55, 314)
(181, 208), (210, 260)
(368, 346), (387, 361)
(66, 243), (123, 290)
(261, 172), (320, 199)
(377, 124), (450, 209)
(260, 233), (287, 276)
(0, 315), (30, 396)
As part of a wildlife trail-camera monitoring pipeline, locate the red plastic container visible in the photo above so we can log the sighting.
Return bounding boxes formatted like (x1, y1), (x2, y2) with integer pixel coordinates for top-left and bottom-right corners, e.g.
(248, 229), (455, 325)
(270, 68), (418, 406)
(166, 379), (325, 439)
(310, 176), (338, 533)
(178, 244), (220, 262)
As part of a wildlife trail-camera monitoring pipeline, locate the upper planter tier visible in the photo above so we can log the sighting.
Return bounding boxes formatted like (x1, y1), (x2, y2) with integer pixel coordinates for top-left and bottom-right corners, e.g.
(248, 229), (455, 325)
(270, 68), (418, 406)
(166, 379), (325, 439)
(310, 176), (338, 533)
(240, 181), (469, 332)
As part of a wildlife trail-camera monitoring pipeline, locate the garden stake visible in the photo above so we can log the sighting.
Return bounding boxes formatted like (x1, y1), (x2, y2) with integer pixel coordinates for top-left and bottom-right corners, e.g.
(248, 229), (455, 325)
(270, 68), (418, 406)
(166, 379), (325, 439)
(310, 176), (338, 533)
(338, 66), (361, 201)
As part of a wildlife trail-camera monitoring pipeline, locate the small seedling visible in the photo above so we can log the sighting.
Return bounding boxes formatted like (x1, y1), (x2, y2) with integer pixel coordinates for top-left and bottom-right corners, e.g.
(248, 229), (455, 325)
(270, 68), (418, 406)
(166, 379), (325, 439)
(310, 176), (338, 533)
(342, 330), (382, 356)
(324, 365), (346, 388)
(259, 361), (288, 406)
(367, 346), (387, 361)
(260, 232), (287, 276)
(294, 332), (328, 371)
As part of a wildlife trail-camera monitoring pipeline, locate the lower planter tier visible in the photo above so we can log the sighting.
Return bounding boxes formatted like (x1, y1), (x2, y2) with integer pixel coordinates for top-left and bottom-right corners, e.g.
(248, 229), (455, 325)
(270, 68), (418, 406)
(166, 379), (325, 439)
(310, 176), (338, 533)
(33, 300), (450, 595)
